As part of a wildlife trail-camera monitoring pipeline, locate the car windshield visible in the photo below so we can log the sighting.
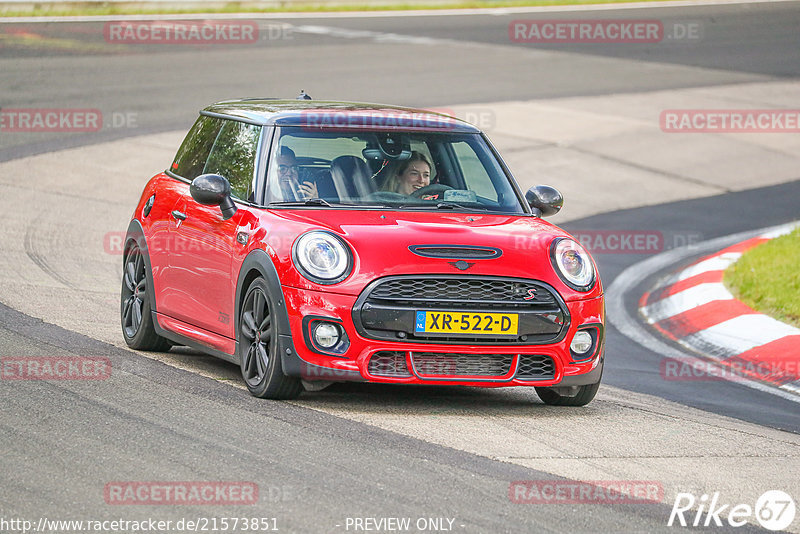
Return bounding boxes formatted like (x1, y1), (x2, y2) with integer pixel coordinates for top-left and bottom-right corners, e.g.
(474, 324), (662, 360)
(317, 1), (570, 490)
(264, 127), (525, 214)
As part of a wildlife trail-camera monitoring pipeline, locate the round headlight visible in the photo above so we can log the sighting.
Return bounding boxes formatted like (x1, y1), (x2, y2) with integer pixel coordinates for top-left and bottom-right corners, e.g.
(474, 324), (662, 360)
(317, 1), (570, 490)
(293, 231), (352, 284)
(551, 238), (595, 290)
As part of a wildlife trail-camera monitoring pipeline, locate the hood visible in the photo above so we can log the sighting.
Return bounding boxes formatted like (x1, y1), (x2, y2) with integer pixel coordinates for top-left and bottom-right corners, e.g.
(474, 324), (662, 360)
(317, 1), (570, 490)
(266, 209), (600, 300)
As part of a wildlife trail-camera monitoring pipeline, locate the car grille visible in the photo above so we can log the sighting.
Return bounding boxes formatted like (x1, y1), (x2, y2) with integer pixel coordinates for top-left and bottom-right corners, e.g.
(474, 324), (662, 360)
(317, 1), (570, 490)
(412, 353), (514, 378)
(366, 352), (556, 381)
(367, 276), (557, 309)
(367, 351), (411, 378)
(354, 275), (567, 345)
(516, 355), (556, 380)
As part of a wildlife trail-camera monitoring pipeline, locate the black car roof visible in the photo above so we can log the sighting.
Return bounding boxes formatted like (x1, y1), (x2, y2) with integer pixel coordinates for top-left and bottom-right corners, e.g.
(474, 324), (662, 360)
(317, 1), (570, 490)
(202, 99), (482, 133)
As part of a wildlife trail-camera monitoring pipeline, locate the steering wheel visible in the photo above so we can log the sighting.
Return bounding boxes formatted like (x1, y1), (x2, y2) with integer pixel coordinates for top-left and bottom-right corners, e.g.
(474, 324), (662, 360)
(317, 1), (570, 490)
(409, 184), (453, 199)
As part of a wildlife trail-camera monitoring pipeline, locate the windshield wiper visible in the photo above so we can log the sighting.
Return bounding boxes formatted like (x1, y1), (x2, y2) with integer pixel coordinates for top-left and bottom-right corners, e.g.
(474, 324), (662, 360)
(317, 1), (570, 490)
(438, 201), (493, 212)
(270, 198), (333, 207)
(397, 201), (484, 212)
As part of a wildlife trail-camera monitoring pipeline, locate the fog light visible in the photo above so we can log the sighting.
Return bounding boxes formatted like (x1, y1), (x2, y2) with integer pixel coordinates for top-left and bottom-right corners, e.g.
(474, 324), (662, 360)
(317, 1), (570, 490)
(313, 323), (340, 349)
(570, 330), (593, 355)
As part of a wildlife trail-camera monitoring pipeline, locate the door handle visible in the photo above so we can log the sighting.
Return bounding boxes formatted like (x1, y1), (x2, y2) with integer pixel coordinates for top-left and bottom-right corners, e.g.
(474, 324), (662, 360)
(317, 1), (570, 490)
(171, 210), (187, 221)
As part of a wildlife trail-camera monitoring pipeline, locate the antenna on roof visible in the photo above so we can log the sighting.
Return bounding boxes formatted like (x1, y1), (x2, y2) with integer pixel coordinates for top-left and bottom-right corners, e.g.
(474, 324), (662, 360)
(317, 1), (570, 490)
(297, 90), (312, 100)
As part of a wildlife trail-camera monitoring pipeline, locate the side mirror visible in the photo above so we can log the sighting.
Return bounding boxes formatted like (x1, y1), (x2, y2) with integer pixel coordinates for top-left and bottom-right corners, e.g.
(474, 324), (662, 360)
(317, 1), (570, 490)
(190, 174), (237, 220)
(525, 185), (563, 217)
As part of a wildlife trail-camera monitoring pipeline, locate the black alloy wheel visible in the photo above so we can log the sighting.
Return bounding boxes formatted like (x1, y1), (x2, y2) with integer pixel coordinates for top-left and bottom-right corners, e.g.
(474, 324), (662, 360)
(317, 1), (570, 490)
(120, 241), (171, 351)
(239, 278), (301, 399)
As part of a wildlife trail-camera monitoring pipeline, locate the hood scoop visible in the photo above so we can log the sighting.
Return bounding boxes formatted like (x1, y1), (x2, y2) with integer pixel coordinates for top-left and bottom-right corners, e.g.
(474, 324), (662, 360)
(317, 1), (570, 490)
(408, 245), (502, 259)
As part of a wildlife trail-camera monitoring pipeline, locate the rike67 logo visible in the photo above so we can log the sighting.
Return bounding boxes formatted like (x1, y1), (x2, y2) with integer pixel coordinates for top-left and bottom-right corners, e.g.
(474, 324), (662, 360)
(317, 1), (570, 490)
(668, 490), (796, 531)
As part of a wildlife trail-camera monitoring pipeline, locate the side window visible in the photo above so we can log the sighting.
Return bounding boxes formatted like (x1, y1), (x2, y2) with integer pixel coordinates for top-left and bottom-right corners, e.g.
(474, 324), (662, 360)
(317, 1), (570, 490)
(203, 120), (262, 200)
(171, 115), (224, 180)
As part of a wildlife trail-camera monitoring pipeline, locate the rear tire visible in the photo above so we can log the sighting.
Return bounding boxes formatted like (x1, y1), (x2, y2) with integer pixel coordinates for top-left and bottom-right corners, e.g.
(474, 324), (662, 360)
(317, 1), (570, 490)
(535, 381), (600, 407)
(239, 277), (302, 399)
(120, 242), (172, 351)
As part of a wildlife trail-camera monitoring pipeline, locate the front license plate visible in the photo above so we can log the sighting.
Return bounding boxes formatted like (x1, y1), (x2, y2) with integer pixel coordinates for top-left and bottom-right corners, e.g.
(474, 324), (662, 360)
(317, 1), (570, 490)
(415, 311), (518, 336)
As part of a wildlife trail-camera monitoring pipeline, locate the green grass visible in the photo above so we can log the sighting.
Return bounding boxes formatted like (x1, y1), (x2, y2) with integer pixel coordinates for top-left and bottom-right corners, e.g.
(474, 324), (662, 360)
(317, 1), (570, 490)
(724, 226), (800, 329)
(0, 0), (680, 18)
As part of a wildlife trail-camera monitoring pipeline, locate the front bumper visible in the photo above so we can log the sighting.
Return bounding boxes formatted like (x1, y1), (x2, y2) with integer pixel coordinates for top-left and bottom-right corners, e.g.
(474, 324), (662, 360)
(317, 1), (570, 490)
(281, 285), (604, 388)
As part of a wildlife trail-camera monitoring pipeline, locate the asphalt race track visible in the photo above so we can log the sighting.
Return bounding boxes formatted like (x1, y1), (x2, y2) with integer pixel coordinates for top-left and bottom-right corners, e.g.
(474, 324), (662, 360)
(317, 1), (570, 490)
(1, 2), (800, 532)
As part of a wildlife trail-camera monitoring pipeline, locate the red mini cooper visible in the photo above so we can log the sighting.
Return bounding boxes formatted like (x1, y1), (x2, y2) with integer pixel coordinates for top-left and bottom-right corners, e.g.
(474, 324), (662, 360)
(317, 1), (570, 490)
(121, 97), (604, 405)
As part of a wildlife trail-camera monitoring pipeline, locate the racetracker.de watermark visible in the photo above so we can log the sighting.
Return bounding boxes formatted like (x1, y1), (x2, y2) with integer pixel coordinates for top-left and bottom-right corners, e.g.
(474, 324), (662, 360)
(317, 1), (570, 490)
(0, 109), (101, 132)
(509, 480), (664, 504)
(1, 357), (111, 380)
(299, 110), (460, 131)
(103, 21), (266, 44)
(0, 517), (279, 533)
(0, 109), (137, 132)
(509, 20), (701, 43)
(660, 357), (800, 383)
(105, 231), (256, 255)
(660, 109), (800, 133)
(106, 226), (305, 256)
(104, 481), (258, 505)
(512, 230), (702, 255)
(428, 107), (496, 132)
(573, 230), (663, 254)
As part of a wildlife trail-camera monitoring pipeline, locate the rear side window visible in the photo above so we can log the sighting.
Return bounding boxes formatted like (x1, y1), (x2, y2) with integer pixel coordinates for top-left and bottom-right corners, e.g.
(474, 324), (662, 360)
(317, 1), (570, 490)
(203, 120), (261, 200)
(171, 115), (224, 180)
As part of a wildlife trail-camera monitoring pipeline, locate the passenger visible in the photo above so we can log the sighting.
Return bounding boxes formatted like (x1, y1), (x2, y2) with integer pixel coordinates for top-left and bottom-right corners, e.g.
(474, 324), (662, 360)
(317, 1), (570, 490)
(379, 151), (431, 196)
(275, 146), (318, 200)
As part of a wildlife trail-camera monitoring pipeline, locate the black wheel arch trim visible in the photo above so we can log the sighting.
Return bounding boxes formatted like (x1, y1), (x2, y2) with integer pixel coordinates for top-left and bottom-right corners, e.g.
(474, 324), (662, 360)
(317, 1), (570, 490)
(557, 351), (604, 387)
(235, 248), (305, 377)
(124, 220), (157, 315)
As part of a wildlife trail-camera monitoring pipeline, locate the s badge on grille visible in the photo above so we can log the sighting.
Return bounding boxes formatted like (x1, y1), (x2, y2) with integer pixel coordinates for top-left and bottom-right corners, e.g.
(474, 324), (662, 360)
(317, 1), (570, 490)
(511, 283), (537, 300)
(448, 260), (475, 271)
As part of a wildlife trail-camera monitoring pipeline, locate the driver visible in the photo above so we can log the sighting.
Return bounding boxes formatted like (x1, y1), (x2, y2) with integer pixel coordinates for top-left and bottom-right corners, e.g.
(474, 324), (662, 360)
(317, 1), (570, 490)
(379, 151), (431, 196)
(272, 146), (318, 201)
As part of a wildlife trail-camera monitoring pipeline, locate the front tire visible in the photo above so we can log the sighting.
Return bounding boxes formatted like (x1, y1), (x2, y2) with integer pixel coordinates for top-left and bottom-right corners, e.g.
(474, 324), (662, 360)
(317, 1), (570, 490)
(535, 381), (600, 407)
(239, 278), (301, 399)
(120, 242), (171, 351)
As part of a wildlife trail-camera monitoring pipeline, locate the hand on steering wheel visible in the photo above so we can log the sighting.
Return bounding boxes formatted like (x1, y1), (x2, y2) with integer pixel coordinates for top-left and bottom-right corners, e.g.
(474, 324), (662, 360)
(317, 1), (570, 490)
(409, 184), (453, 200)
